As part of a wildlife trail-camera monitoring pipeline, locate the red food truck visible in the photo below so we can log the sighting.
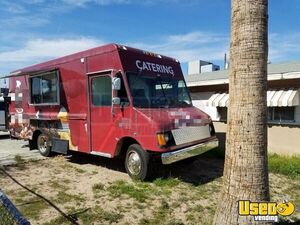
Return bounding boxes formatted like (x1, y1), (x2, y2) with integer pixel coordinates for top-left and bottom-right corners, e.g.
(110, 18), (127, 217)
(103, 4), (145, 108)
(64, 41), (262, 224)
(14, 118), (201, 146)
(8, 44), (218, 180)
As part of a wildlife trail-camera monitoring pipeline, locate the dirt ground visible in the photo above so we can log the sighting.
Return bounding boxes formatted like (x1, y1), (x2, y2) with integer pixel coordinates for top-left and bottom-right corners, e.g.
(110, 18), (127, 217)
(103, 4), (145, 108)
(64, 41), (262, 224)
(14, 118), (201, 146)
(0, 149), (299, 225)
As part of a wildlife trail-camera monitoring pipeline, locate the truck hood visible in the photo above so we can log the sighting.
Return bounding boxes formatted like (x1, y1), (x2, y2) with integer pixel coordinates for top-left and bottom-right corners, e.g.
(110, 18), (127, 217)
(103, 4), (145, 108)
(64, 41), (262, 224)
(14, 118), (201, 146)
(135, 106), (211, 131)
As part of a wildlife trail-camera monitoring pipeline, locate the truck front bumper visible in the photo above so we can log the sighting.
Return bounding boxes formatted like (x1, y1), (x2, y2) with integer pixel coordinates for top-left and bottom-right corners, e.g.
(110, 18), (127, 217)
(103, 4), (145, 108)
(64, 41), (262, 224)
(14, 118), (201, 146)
(161, 138), (219, 165)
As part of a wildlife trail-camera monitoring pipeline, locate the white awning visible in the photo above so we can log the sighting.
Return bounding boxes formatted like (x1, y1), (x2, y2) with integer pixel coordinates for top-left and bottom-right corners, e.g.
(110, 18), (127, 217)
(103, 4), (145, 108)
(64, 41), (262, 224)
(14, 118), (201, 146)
(269, 89), (299, 107)
(219, 94), (229, 107)
(207, 89), (299, 107)
(206, 93), (221, 107)
(207, 93), (229, 107)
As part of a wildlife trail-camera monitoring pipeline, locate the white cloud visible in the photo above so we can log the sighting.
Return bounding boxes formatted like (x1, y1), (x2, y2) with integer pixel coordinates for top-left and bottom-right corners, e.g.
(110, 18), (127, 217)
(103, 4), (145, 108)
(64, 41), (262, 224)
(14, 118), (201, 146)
(62, 0), (130, 7)
(0, 37), (104, 74)
(131, 31), (300, 65)
(60, 0), (196, 7)
(168, 32), (226, 45)
(0, 1), (27, 14)
(0, 37), (103, 63)
(130, 31), (229, 63)
(2, 16), (49, 27)
(23, 0), (46, 4)
(269, 32), (300, 63)
(0, 32), (228, 75)
(4, 30), (300, 76)
(6, 30), (300, 74)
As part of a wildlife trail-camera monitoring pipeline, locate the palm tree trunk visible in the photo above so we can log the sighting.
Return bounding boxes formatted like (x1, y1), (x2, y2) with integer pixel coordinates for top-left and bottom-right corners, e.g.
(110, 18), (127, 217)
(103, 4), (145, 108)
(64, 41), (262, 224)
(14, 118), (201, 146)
(213, 0), (270, 224)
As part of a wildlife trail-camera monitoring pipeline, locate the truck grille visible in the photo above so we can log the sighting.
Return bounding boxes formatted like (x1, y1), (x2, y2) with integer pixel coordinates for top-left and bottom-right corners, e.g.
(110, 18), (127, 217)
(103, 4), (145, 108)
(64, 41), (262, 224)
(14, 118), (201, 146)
(171, 125), (211, 145)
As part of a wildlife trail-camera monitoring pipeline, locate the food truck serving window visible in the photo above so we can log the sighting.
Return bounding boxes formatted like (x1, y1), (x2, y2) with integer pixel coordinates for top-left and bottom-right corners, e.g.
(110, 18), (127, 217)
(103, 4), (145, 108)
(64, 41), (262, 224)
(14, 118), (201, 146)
(29, 71), (59, 105)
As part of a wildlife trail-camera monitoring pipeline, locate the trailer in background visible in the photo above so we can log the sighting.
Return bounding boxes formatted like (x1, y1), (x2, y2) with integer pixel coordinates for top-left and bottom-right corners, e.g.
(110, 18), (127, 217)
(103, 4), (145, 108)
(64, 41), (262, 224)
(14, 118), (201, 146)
(0, 88), (9, 131)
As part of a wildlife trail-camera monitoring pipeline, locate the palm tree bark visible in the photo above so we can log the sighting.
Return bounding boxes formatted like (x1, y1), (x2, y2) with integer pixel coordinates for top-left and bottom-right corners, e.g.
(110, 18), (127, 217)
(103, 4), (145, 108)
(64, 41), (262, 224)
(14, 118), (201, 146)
(213, 1), (270, 224)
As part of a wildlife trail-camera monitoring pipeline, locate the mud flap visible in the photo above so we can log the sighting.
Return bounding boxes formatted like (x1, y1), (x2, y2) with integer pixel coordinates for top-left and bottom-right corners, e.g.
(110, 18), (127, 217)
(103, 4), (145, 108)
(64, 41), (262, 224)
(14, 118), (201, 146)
(51, 138), (68, 154)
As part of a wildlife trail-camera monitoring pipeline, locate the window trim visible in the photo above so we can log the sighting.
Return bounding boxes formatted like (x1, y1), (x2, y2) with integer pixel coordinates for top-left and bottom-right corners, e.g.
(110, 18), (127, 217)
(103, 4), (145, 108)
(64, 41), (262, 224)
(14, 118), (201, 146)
(28, 70), (60, 106)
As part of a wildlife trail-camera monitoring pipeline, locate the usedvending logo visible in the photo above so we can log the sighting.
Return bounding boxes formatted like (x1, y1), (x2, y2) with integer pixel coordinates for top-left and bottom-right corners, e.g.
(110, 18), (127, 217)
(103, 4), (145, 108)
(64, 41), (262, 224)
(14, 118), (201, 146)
(238, 200), (295, 222)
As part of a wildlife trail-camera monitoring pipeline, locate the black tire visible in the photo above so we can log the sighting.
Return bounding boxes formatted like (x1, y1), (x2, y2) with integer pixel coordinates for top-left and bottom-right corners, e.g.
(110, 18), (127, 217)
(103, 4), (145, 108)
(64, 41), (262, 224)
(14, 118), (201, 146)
(37, 133), (52, 157)
(125, 144), (152, 181)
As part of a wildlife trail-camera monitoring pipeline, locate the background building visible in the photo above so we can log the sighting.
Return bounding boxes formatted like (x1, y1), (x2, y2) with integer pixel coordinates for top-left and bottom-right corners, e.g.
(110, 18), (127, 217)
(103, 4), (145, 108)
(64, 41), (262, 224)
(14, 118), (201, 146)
(186, 60), (300, 155)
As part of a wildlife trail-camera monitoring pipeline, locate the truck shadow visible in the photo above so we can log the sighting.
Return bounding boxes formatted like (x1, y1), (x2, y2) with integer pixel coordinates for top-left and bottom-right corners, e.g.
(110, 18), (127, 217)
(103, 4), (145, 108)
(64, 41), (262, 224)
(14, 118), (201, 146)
(158, 153), (224, 186)
(66, 152), (125, 171)
(66, 147), (225, 186)
(0, 134), (10, 140)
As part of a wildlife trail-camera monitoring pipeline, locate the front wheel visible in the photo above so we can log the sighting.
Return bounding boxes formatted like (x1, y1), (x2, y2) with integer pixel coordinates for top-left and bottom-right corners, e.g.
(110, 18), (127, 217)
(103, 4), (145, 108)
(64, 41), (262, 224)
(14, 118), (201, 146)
(37, 133), (52, 157)
(125, 144), (152, 181)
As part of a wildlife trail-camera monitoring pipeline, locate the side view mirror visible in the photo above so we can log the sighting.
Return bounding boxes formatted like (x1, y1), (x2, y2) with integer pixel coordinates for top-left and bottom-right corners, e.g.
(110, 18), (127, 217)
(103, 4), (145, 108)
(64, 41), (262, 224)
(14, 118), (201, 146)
(112, 97), (120, 105)
(112, 77), (121, 90)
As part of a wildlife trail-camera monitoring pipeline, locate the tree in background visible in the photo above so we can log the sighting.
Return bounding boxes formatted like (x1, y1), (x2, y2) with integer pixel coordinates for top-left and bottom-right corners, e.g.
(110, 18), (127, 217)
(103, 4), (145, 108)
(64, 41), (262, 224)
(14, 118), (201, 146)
(213, 0), (270, 224)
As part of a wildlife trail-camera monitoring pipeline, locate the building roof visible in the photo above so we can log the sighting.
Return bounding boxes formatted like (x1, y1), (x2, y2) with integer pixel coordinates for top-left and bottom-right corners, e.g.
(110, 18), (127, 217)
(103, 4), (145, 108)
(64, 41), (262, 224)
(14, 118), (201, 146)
(186, 61), (300, 87)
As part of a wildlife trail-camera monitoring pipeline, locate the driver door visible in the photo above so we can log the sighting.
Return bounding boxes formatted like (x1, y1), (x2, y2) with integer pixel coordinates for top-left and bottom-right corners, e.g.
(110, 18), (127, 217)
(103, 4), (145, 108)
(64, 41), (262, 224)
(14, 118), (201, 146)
(89, 73), (114, 156)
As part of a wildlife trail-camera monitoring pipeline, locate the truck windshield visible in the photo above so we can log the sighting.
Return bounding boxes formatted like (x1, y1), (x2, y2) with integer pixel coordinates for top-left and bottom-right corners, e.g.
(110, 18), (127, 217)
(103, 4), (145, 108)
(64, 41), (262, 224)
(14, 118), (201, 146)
(127, 72), (192, 108)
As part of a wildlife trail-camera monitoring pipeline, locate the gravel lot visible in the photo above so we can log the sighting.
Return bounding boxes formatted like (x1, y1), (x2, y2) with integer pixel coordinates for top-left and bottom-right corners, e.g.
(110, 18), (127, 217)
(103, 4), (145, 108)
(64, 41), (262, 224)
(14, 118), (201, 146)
(0, 138), (227, 225)
(0, 132), (44, 166)
(0, 134), (299, 225)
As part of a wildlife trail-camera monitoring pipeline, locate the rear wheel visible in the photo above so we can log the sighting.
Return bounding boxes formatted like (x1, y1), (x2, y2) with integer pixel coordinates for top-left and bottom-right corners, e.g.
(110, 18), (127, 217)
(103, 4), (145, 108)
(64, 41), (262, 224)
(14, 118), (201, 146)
(125, 144), (152, 181)
(37, 133), (52, 157)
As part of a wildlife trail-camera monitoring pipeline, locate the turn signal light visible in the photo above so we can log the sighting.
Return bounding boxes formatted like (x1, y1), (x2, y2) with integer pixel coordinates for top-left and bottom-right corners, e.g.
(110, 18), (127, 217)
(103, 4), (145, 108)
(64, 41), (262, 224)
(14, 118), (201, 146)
(157, 133), (167, 146)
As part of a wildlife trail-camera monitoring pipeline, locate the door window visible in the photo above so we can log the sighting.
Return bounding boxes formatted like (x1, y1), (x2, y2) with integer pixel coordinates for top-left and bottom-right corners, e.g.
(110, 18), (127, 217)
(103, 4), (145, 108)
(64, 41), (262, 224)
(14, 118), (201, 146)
(92, 76), (112, 106)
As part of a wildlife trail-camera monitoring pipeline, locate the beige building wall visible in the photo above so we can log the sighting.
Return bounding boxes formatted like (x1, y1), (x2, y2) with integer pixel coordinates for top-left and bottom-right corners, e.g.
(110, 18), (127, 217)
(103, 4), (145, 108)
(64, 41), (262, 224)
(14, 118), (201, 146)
(213, 122), (300, 156)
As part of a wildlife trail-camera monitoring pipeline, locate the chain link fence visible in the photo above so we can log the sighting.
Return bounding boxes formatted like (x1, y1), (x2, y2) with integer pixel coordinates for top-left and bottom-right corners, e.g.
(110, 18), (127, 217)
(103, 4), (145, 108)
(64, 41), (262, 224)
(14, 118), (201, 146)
(0, 191), (30, 225)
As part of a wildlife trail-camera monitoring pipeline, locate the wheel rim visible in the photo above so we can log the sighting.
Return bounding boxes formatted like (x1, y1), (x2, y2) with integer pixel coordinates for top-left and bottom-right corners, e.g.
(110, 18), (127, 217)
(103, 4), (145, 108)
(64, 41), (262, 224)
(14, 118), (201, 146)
(38, 135), (48, 154)
(127, 151), (142, 176)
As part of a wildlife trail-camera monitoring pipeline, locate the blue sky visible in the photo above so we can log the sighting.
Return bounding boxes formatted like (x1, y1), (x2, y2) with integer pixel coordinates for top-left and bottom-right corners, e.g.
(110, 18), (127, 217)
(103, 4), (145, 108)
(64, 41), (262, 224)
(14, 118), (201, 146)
(0, 0), (300, 82)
